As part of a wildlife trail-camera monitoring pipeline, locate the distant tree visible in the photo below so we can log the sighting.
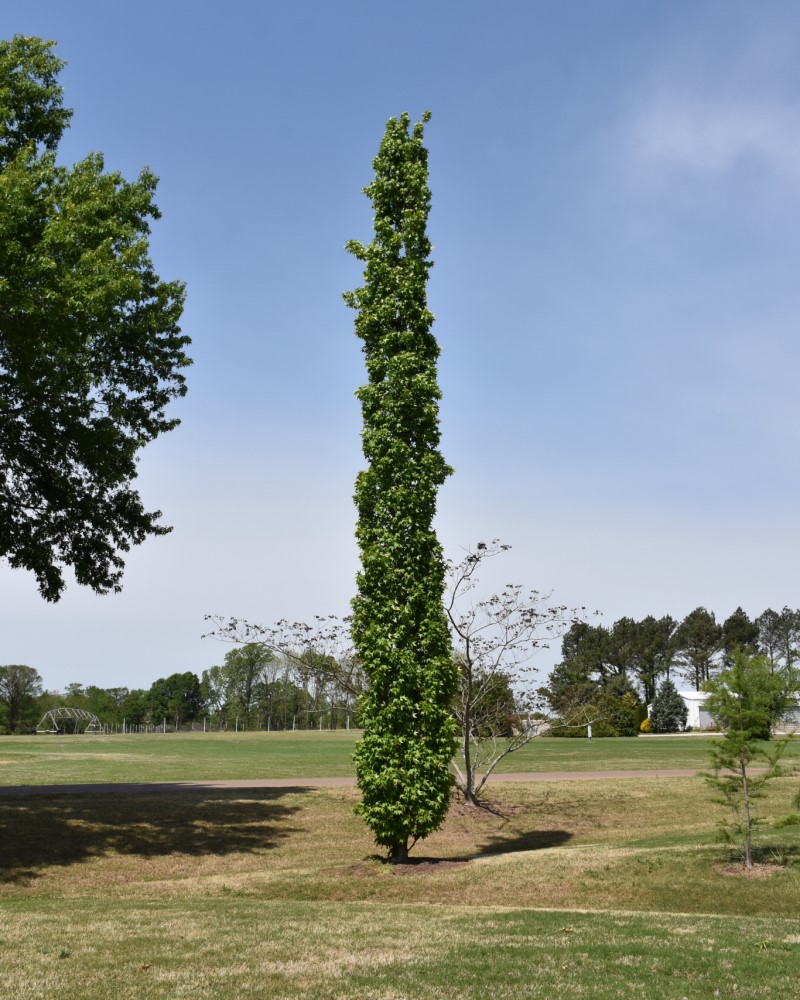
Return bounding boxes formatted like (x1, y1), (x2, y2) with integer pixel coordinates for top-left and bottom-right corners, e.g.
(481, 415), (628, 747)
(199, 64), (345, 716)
(592, 678), (641, 737)
(147, 672), (204, 728)
(540, 654), (599, 718)
(119, 688), (148, 726)
(721, 607), (759, 667)
(0, 664), (42, 732)
(702, 651), (796, 869)
(673, 607), (722, 690)
(543, 622), (608, 713)
(649, 678), (688, 733)
(219, 643), (275, 726)
(203, 615), (364, 730)
(628, 615), (677, 703)
(756, 606), (800, 670)
(544, 614), (673, 709)
(0, 36), (189, 601)
(200, 664), (227, 718)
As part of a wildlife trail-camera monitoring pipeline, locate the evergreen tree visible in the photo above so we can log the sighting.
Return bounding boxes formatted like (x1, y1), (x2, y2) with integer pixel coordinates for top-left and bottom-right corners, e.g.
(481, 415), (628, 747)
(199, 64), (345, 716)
(702, 651), (795, 868)
(721, 606), (759, 667)
(674, 607), (722, 690)
(345, 112), (457, 862)
(649, 677), (688, 733)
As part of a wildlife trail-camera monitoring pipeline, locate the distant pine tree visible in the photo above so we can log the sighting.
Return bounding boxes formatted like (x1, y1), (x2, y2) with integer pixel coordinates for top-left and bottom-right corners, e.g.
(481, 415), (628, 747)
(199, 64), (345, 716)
(649, 678), (688, 733)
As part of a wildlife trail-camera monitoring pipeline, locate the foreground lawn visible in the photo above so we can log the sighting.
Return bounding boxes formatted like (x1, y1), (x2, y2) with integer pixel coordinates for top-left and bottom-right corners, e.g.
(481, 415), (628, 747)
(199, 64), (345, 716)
(3, 898), (798, 1000)
(3, 745), (799, 997)
(2, 777), (798, 913)
(3, 730), (797, 786)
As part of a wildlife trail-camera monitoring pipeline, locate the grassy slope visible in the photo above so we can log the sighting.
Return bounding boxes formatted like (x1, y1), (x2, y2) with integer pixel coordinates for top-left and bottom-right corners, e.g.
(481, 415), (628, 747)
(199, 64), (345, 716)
(3, 730), (798, 786)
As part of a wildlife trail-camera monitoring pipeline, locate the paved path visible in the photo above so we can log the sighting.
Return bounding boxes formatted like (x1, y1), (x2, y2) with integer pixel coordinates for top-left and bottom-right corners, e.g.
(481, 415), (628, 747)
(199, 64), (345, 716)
(0, 768), (705, 797)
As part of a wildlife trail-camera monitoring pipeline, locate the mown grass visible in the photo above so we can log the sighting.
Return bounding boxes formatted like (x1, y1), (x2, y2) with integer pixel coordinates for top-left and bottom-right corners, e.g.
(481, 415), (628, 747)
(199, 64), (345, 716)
(2, 738), (799, 998)
(3, 898), (799, 1000)
(3, 777), (798, 914)
(3, 730), (797, 786)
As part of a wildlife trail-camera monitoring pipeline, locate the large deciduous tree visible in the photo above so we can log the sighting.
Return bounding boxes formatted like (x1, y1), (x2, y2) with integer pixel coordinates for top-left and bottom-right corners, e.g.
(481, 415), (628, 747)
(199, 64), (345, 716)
(0, 36), (190, 601)
(344, 112), (457, 862)
(0, 663), (42, 733)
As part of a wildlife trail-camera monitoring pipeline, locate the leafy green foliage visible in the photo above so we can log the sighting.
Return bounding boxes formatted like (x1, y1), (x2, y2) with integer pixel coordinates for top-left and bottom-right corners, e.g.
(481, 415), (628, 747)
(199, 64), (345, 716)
(702, 651), (797, 867)
(0, 36), (189, 600)
(0, 663), (42, 732)
(345, 112), (457, 860)
(673, 607), (722, 690)
(146, 672), (204, 728)
(721, 606), (759, 667)
(649, 678), (688, 733)
(755, 605), (800, 667)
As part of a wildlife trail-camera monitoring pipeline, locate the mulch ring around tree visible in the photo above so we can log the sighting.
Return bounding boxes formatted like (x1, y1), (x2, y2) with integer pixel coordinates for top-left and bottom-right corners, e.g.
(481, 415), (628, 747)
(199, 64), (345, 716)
(333, 858), (470, 878)
(714, 862), (785, 878)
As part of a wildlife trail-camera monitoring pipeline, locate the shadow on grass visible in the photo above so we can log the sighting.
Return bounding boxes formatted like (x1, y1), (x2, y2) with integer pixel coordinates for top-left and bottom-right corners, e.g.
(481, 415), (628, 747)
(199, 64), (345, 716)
(369, 828), (574, 869)
(471, 827), (572, 857)
(0, 787), (308, 884)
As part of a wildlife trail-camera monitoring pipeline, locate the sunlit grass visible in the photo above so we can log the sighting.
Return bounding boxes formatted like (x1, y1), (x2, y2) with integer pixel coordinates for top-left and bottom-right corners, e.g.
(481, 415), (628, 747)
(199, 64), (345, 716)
(3, 736), (799, 998)
(3, 730), (797, 786)
(3, 896), (800, 998)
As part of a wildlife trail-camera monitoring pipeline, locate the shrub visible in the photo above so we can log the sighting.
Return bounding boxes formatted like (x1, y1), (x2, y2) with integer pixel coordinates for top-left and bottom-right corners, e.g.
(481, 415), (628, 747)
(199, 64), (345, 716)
(640, 717), (652, 733)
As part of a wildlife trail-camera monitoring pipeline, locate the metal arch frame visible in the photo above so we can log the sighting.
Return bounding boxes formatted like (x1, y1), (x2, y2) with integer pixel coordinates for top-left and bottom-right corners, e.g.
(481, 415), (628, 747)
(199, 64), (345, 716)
(36, 707), (102, 734)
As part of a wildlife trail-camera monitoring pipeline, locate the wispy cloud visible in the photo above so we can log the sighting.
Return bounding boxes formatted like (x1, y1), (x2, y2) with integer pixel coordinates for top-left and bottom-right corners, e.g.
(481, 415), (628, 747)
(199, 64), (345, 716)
(633, 95), (800, 177)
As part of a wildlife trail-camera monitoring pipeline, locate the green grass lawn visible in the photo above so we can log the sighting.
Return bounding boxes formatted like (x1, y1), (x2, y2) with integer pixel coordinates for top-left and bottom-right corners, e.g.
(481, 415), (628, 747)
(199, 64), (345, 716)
(2, 735), (799, 998)
(3, 898), (798, 999)
(4, 729), (797, 786)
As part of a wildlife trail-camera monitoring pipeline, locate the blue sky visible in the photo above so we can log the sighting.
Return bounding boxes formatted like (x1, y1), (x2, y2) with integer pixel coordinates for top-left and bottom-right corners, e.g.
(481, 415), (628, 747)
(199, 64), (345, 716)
(3, 1), (800, 692)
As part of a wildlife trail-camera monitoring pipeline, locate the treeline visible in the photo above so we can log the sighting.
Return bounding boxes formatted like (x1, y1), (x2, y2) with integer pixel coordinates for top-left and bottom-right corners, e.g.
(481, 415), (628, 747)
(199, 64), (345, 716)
(541, 605), (800, 736)
(0, 644), (360, 735)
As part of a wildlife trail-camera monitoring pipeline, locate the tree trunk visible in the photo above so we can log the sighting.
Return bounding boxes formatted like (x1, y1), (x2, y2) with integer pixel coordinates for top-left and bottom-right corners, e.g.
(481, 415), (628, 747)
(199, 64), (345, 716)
(741, 757), (753, 870)
(391, 843), (410, 864)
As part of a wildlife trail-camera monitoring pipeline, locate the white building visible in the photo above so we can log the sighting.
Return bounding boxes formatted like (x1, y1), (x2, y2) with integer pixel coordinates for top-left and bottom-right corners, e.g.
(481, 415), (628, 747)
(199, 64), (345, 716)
(677, 690), (713, 730)
(677, 689), (800, 732)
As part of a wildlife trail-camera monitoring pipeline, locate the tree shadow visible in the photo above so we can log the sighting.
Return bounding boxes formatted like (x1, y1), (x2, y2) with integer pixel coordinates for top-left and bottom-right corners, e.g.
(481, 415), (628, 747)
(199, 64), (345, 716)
(471, 827), (573, 857)
(370, 828), (573, 868)
(0, 787), (309, 885)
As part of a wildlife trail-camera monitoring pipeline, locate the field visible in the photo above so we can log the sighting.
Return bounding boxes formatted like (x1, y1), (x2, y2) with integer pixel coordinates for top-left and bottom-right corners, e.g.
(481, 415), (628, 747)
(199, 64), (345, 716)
(1, 733), (799, 998)
(5, 729), (798, 785)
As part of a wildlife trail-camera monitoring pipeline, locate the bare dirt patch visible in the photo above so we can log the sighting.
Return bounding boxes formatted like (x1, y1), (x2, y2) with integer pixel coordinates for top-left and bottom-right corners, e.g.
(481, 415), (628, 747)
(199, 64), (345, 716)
(714, 862), (785, 879)
(449, 798), (523, 819)
(333, 858), (470, 878)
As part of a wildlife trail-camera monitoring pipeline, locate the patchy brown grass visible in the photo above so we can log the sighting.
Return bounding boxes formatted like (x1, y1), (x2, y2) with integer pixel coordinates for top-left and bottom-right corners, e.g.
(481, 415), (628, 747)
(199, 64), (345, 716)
(3, 773), (800, 998)
(2, 776), (798, 917)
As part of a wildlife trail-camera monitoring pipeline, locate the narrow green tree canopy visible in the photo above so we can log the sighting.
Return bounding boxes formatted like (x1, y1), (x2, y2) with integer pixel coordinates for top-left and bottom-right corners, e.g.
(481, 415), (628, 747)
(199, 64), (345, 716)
(347, 111), (457, 861)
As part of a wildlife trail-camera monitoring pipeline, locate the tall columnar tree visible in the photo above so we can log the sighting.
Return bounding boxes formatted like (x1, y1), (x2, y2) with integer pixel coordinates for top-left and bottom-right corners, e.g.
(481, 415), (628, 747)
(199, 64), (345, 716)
(344, 112), (457, 862)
